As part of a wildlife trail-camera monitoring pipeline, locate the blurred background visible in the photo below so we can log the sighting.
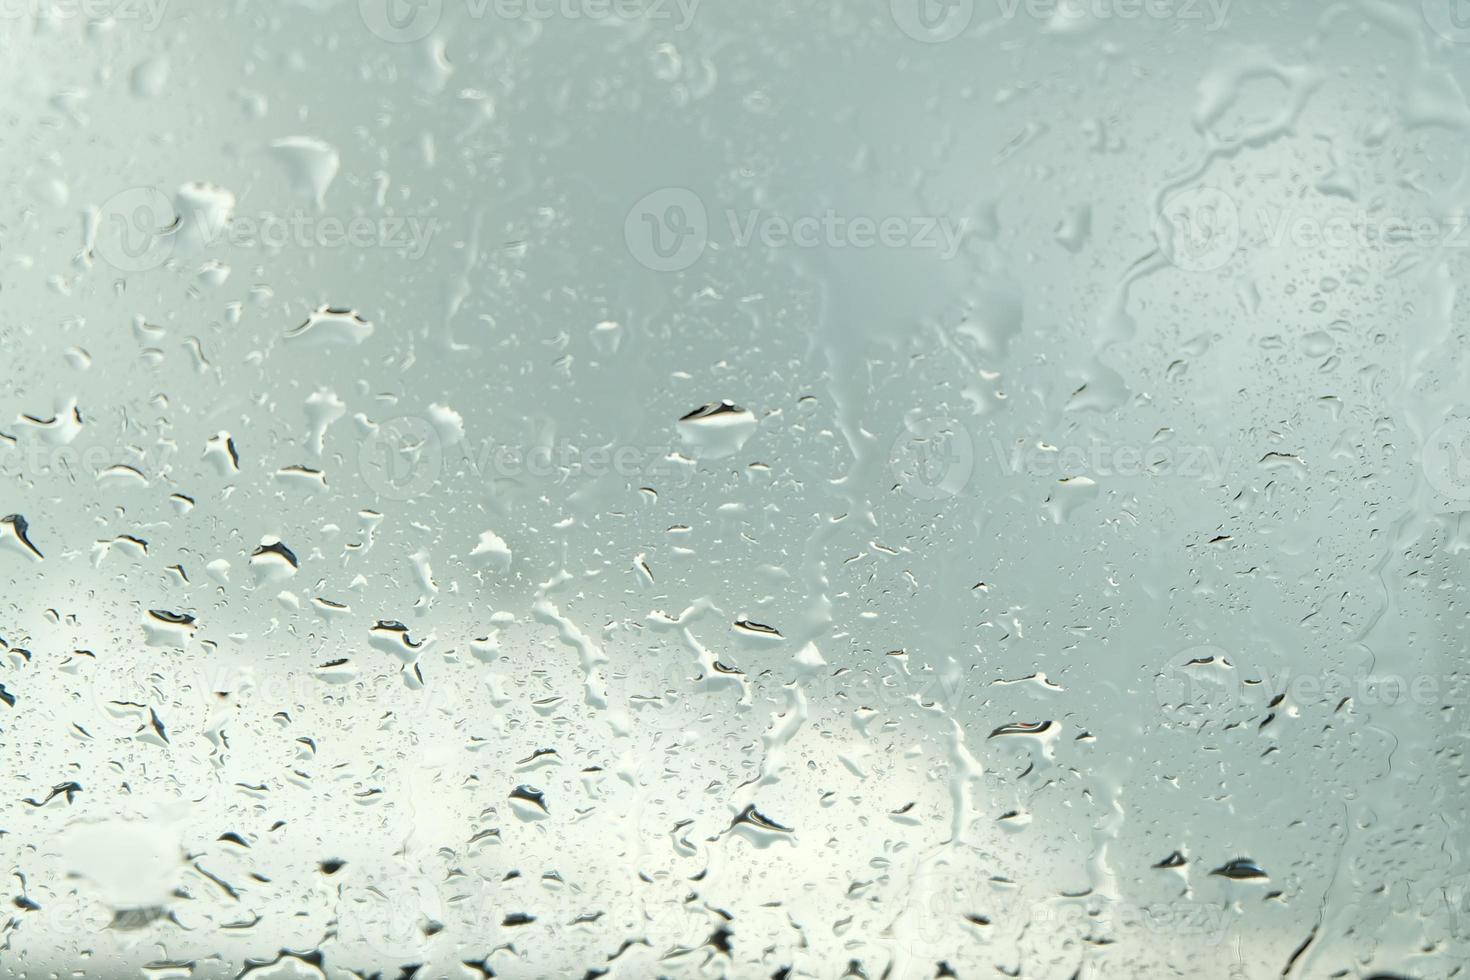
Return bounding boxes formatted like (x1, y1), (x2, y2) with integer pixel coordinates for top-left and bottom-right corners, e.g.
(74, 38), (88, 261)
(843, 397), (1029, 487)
(0, 0), (1467, 977)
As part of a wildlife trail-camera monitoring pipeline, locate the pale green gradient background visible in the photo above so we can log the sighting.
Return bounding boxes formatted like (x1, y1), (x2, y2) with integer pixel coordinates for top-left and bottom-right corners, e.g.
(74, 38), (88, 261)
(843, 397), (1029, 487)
(0, 1), (1467, 977)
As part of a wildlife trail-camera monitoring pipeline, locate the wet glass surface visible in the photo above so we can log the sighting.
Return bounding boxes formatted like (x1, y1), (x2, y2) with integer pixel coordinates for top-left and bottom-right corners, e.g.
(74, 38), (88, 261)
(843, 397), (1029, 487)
(1, 1), (1468, 977)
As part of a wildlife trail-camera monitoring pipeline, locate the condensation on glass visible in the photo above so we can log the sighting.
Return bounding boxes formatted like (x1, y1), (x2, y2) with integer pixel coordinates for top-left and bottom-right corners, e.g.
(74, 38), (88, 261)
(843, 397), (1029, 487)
(0, 1), (1467, 978)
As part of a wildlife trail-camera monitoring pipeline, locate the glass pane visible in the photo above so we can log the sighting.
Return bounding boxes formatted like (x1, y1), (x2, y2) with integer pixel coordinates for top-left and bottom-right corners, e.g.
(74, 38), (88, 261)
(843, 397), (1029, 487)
(1, 2), (1466, 978)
